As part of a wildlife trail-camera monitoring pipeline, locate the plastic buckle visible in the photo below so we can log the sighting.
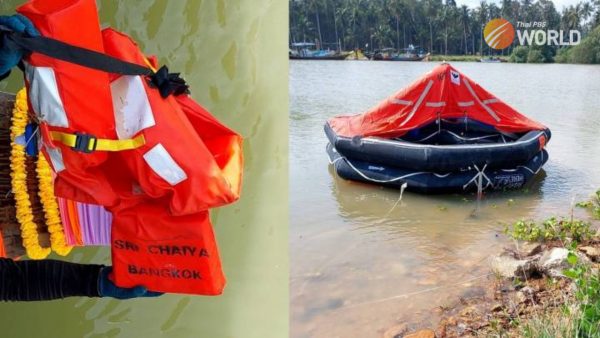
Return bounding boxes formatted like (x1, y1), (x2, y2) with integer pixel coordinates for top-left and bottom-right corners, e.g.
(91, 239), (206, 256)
(72, 132), (97, 154)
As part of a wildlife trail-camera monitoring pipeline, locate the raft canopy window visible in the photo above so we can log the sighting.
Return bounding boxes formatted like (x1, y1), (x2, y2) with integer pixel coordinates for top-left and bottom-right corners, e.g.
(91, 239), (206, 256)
(325, 63), (551, 194)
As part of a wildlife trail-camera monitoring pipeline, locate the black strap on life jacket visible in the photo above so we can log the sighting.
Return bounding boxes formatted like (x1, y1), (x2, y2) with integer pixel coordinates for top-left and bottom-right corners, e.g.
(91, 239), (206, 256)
(1, 28), (189, 98)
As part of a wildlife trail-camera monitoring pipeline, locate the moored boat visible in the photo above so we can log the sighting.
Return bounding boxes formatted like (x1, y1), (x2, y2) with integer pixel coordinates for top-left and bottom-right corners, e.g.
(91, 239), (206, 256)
(480, 57), (503, 63)
(289, 42), (350, 60)
(290, 53), (351, 60)
(325, 63), (551, 194)
(371, 45), (428, 62)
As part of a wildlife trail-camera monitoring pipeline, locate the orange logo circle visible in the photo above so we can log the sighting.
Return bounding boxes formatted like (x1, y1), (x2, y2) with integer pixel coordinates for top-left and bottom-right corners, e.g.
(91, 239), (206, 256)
(484, 19), (515, 49)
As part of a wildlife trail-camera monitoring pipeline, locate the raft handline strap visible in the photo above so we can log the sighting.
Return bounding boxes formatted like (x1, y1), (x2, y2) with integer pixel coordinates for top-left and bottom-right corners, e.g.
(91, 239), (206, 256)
(8, 34), (153, 76)
(50, 131), (146, 152)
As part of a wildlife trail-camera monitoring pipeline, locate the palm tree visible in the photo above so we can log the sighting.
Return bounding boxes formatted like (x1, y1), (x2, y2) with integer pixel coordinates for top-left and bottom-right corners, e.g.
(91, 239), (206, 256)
(335, 3), (349, 49)
(297, 15), (315, 43)
(594, 0), (600, 26)
(487, 3), (500, 55)
(389, 0), (404, 50)
(373, 24), (393, 48)
(477, 0), (488, 56)
(309, 0), (324, 48)
(424, 0), (440, 54)
(459, 5), (470, 55)
(500, 0), (513, 20)
(340, 0), (363, 49)
(327, 0), (341, 51)
(564, 5), (581, 31)
(581, 1), (593, 34)
(440, 0), (457, 55)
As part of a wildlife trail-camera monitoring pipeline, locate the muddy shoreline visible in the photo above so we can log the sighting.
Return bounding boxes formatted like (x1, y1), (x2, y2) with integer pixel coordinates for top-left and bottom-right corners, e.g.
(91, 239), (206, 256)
(386, 226), (600, 338)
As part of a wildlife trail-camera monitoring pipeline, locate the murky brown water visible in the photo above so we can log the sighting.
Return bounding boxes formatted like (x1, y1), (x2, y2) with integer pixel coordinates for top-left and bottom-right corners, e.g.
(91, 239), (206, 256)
(290, 61), (600, 337)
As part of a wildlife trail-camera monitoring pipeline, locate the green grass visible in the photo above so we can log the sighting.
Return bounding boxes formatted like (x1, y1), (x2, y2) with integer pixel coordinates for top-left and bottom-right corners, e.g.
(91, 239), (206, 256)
(506, 217), (594, 242)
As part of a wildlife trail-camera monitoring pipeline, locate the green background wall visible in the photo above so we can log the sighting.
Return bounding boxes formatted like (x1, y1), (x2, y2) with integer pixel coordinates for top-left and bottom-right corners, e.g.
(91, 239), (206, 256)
(0, 0), (288, 337)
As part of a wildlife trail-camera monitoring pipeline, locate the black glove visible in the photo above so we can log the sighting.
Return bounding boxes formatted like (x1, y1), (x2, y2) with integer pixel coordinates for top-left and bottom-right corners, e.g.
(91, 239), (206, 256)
(98, 267), (164, 300)
(0, 14), (39, 78)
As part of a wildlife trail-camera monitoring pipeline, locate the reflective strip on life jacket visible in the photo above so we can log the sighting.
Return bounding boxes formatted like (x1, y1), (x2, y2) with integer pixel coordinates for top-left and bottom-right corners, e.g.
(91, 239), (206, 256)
(23, 63), (69, 128)
(44, 145), (65, 173)
(111, 76), (156, 140)
(142, 144), (188, 186)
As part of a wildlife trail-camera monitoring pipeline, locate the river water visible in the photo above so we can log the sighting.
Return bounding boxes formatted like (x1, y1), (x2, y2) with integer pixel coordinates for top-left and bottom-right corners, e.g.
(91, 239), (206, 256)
(290, 60), (600, 337)
(0, 1), (288, 337)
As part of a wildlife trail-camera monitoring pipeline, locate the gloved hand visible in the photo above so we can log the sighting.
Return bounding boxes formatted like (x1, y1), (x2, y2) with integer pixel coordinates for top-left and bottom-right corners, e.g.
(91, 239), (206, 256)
(98, 267), (164, 300)
(0, 14), (40, 77)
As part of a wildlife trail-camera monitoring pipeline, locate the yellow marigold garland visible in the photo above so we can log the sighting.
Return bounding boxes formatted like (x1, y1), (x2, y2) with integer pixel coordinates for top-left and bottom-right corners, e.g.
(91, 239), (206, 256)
(10, 88), (50, 259)
(37, 155), (72, 256)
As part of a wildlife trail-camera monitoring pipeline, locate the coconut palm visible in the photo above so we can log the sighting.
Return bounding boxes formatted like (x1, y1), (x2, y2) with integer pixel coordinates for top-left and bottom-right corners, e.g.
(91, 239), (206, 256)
(389, 0), (404, 50)
(424, 0), (440, 54)
(477, 1), (487, 56)
(458, 5), (470, 55)
(308, 0), (324, 48)
(581, 1), (593, 33)
(564, 5), (581, 31)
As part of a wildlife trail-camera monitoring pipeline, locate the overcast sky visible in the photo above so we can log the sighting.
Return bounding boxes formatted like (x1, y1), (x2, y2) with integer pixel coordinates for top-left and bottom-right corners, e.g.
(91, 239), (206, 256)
(454, 0), (579, 11)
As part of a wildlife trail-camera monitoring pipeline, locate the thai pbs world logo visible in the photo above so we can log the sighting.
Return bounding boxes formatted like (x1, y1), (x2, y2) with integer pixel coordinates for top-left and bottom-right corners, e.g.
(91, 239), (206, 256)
(484, 18), (581, 49)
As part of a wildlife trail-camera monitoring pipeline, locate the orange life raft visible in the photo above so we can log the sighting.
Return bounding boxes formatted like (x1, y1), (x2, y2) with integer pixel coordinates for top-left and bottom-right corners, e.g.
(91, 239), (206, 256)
(15, 0), (243, 295)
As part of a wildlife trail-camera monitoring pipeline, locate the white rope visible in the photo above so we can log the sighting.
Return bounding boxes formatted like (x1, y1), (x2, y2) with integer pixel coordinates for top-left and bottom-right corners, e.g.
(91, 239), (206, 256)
(501, 151), (545, 175)
(330, 145), (487, 185)
(343, 158), (428, 183)
(462, 164), (493, 193)
(328, 144), (428, 183)
(412, 130), (439, 143)
(326, 144), (345, 165)
(403, 130), (499, 144)
(385, 182), (408, 216)
(363, 131), (544, 149)
(446, 130), (498, 142)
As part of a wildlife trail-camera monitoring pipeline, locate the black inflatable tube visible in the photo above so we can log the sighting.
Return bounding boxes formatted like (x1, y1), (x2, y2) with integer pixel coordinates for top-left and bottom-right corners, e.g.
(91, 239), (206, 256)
(325, 122), (551, 172)
(327, 143), (548, 194)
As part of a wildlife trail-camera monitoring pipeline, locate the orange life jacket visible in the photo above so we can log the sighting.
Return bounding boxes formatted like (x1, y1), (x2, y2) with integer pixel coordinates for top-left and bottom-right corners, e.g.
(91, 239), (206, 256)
(110, 202), (225, 295)
(18, 0), (120, 207)
(16, 0), (243, 295)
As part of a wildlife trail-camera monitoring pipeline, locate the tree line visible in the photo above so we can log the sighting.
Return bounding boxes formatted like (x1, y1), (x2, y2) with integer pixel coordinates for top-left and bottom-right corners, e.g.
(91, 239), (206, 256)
(289, 0), (600, 58)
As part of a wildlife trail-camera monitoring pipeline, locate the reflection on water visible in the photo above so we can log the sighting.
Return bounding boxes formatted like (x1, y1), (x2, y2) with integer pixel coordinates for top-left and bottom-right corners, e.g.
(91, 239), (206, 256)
(290, 60), (600, 337)
(0, 1), (288, 338)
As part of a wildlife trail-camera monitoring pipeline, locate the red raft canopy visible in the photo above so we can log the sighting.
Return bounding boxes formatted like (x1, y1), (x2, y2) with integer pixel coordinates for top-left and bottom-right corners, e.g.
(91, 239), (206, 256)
(327, 63), (546, 139)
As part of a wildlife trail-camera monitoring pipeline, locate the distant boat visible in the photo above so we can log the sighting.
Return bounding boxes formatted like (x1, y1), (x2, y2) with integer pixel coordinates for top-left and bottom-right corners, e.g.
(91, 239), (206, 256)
(370, 45), (428, 62)
(480, 57), (504, 63)
(289, 42), (350, 60)
(289, 52), (351, 60)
